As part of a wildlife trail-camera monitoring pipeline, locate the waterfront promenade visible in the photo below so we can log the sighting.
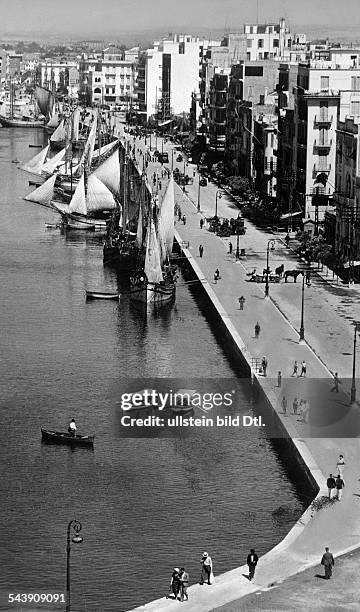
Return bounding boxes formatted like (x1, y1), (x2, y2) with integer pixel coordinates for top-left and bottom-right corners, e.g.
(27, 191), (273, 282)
(117, 127), (360, 611)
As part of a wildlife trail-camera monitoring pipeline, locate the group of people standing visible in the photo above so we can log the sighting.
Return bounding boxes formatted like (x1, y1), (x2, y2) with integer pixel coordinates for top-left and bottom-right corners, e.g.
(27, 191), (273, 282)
(327, 454), (346, 501)
(281, 396), (310, 423)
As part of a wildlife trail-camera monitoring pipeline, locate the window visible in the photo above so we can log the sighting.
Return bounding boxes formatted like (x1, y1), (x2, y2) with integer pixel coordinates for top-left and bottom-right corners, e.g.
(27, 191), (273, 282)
(273, 39), (279, 48)
(258, 39), (264, 48)
(319, 129), (326, 145)
(351, 76), (360, 90)
(351, 100), (360, 116)
(247, 39), (252, 48)
(318, 154), (328, 170)
(246, 52), (251, 61)
(320, 76), (329, 91)
(264, 52), (269, 59)
(319, 100), (328, 120)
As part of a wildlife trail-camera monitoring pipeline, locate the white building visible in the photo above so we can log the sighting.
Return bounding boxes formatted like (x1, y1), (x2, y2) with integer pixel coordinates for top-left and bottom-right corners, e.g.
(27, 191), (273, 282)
(40, 60), (79, 96)
(244, 18), (306, 62)
(295, 54), (360, 222)
(137, 34), (202, 120)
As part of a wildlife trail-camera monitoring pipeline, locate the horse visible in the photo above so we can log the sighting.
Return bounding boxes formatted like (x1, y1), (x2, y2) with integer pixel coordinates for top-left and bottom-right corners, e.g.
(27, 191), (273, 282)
(275, 264), (284, 278)
(284, 269), (304, 283)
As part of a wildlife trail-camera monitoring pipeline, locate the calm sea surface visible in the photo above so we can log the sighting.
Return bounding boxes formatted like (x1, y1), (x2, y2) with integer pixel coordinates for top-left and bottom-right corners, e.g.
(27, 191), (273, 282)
(0, 128), (307, 611)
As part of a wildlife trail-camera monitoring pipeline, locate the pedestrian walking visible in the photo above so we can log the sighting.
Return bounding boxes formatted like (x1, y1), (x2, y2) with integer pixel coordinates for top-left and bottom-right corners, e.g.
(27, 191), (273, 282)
(169, 568), (181, 600)
(300, 360), (307, 377)
(246, 549), (258, 581)
(293, 397), (299, 415)
(182, 214), (186, 225)
(305, 270), (311, 286)
(199, 244), (204, 258)
(159, 181), (162, 190)
(178, 209), (182, 221)
(200, 552), (213, 585)
(291, 361), (298, 377)
(327, 474), (336, 500)
(200, 218), (204, 230)
(228, 242), (233, 254)
(254, 322), (261, 338)
(261, 356), (268, 377)
(277, 371), (282, 387)
(285, 233), (290, 247)
(331, 372), (341, 392)
(335, 474), (345, 500)
(336, 454), (345, 476)
(238, 296), (245, 310)
(214, 268), (220, 281)
(321, 547), (334, 579)
(281, 396), (287, 414)
(179, 568), (189, 601)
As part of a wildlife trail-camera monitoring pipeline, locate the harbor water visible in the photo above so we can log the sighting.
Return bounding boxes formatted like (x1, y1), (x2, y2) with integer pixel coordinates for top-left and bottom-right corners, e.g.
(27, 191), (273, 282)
(0, 128), (307, 611)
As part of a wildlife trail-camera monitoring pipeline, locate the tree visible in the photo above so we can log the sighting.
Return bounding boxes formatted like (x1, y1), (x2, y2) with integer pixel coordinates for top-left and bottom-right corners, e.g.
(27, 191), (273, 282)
(227, 176), (251, 197)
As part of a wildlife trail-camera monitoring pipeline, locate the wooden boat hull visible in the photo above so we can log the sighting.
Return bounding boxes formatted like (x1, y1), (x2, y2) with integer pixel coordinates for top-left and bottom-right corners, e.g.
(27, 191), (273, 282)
(86, 291), (120, 300)
(130, 281), (176, 304)
(41, 428), (94, 446)
(0, 114), (44, 128)
(103, 244), (138, 269)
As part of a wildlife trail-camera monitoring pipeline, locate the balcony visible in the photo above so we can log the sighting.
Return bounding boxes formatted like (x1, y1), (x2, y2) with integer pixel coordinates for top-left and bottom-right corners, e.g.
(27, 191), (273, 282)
(314, 138), (332, 150)
(314, 114), (333, 126)
(313, 163), (331, 174)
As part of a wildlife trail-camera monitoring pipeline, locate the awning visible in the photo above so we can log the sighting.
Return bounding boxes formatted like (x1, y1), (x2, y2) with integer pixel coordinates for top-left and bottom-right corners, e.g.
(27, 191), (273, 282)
(280, 211), (303, 219)
(158, 119), (173, 127)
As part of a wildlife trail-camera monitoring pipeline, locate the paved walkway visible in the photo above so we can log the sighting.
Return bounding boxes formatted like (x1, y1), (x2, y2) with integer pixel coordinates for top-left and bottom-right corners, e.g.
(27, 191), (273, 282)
(116, 125), (360, 612)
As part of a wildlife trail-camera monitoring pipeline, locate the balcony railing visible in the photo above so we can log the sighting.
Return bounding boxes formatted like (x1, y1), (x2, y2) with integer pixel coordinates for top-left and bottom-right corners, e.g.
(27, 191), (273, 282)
(314, 114), (333, 125)
(314, 139), (332, 149)
(313, 163), (331, 173)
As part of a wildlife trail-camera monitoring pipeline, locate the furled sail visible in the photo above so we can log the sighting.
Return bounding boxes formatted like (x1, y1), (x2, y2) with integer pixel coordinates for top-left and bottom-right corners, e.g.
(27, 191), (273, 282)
(35, 86), (54, 118)
(71, 107), (81, 141)
(144, 218), (163, 284)
(92, 149), (120, 195)
(86, 175), (117, 213)
(19, 144), (50, 175)
(80, 112), (98, 173)
(41, 147), (66, 174)
(24, 173), (57, 207)
(68, 174), (87, 215)
(50, 119), (67, 143)
(136, 202), (143, 248)
(157, 174), (175, 262)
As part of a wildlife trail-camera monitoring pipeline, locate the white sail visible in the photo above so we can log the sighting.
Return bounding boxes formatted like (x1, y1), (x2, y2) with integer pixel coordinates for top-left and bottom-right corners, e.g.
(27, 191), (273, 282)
(92, 149), (120, 195)
(41, 147), (66, 174)
(145, 218), (163, 284)
(86, 175), (117, 213)
(68, 174), (87, 215)
(46, 111), (61, 129)
(158, 174), (175, 262)
(50, 119), (66, 143)
(19, 145), (50, 175)
(136, 202), (143, 247)
(95, 140), (118, 158)
(24, 173), (57, 206)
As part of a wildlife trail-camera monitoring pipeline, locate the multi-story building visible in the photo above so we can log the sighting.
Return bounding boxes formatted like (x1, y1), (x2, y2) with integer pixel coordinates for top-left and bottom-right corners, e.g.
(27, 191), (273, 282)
(136, 34), (202, 120)
(292, 55), (360, 228)
(333, 117), (360, 270)
(253, 114), (278, 199)
(79, 45), (138, 106)
(39, 60), (79, 96)
(243, 18), (306, 62)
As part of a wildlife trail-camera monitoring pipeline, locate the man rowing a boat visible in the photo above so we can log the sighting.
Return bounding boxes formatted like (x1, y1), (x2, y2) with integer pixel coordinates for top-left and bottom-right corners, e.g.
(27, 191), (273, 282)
(68, 419), (77, 436)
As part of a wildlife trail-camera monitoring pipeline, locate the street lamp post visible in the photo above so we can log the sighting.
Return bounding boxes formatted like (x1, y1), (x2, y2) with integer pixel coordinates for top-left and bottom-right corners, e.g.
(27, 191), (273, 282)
(299, 272), (305, 342)
(265, 239), (276, 298)
(215, 189), (222, 219)
(197, 176), (201, 212)
(236, 229), (240, 260)
(66, 520), (83, 612)
(351, 323), (359, 403)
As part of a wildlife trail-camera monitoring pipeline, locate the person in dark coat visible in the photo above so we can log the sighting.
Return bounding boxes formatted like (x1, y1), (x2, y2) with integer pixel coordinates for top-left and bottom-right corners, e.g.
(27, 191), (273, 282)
(199, 244), (204, 258)
(247, 549), (258, 581)
(255, 322), (260, 338)
(321, 547), (334, 579)
(327, 474), (336, 500)
(200, 218), (204, 230)
(169, 568), (181, 599)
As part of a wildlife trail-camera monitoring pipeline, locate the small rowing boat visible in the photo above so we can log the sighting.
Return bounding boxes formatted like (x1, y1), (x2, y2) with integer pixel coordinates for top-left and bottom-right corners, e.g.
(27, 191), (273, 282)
(41, 428), (94, 446)
(86, 291), (120, 300)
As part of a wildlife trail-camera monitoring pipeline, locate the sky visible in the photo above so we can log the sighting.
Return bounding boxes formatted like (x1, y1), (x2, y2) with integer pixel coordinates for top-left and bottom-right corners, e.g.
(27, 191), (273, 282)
(1, 0), (360, 40)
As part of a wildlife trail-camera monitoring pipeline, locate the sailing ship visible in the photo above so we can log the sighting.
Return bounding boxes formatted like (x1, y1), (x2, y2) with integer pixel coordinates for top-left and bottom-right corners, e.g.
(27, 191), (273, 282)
(0, 82), (47, 128)
(130, 176), (177, 304)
